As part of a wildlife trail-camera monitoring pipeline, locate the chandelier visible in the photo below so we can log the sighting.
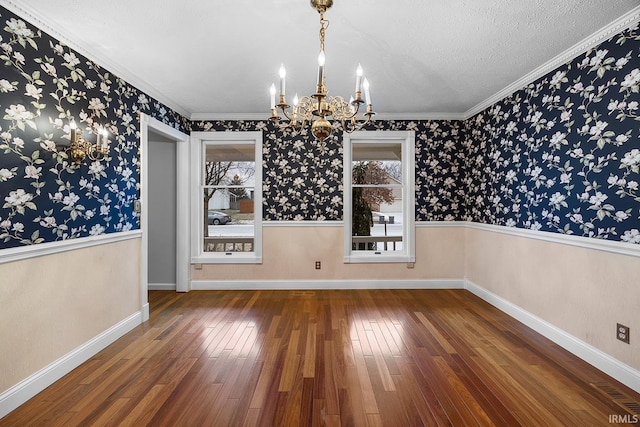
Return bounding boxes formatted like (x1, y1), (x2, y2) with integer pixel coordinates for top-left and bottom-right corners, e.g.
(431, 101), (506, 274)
(269, 0), (375, 142)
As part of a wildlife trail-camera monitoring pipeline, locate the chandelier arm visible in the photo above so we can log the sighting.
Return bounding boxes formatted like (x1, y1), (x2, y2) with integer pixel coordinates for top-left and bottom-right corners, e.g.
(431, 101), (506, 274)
(340, 112), (374, 134)
(270, 96), (320, 131)
(87, 150), (106, 162)
(269, 114), (295, 131)
(277, 105), (294, 121)
(341, 100), (362, 120)
(340, 117), (356, 134)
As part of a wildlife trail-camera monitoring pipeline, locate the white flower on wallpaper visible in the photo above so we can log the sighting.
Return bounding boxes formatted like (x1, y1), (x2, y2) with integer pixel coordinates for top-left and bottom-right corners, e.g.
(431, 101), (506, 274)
(622, 228), (640, 243)
(4, 188), (34, 210)
(0, 10), (189, 248)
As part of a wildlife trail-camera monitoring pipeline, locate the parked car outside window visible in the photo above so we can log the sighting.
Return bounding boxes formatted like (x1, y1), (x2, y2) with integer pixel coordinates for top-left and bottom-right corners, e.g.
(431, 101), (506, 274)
(208, 210), (232, 225)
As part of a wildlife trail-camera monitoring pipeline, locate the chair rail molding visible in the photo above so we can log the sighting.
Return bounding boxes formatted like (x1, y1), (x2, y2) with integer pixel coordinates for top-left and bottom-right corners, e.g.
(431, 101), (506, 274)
(417, 221), (640, 258)
(0, 230), (142, 265)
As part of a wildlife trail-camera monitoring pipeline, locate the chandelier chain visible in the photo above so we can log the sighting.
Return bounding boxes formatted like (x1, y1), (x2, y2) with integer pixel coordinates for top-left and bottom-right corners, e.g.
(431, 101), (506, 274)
(319, 12), (329, 52)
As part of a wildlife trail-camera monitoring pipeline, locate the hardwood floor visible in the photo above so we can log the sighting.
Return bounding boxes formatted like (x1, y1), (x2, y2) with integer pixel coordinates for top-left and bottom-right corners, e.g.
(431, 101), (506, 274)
(2, 289), (639, 426)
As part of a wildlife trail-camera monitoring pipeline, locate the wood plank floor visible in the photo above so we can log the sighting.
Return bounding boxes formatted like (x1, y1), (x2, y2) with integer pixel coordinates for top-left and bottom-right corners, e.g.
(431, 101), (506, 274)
(2, 289), (640, 426)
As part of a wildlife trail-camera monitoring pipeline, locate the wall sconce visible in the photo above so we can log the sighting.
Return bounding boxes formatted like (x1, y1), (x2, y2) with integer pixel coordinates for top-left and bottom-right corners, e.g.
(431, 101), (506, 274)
(67, 120), (109, 165)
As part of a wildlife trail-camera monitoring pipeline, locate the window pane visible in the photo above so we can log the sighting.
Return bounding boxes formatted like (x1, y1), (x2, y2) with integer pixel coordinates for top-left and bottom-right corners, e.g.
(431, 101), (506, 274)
(351, 142), (403, 252)
(203, 188), (254, 253)
(204, 143), (255, 185)
(203, 143), (256, 253)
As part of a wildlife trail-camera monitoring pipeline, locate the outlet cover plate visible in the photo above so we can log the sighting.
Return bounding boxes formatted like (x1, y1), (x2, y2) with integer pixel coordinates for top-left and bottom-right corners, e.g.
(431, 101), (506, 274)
(617, 323), (630, 344)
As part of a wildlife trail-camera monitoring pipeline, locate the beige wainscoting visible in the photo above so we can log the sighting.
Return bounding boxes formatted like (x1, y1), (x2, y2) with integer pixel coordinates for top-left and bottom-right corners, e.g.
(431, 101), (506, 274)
(190, 225), (466, 283)
(465, 226), (640, 372)
(0, 237), (141, 394)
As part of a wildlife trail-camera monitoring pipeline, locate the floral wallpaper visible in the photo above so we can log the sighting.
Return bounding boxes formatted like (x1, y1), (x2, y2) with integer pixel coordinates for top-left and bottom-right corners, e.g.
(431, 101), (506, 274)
(0, 7), (189, 249)
(371, 120), (467, 222)
(465, 24), (640, 244)
(192, 120), (345, 221)
(1, 3), (639, 250)
(191, 119), (467, 222)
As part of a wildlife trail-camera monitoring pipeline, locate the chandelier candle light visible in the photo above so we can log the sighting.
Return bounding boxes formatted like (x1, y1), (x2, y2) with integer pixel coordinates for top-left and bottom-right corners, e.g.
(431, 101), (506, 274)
(67, 120), (110, 165)
(269, 0), (375, 142)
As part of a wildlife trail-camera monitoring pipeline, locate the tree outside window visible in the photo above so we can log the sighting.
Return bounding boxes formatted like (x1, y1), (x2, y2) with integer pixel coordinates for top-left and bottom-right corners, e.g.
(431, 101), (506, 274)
(352, 161), (394, 250)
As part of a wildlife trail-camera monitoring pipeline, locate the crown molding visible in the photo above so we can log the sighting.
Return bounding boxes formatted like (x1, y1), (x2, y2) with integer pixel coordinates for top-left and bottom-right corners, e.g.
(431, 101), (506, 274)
(463, 5), (640, 120)
(190, 113), (270, 121)
(0, 0), (191, 119)
(190, 111), (467, 122)
(369, 112), (466, 121)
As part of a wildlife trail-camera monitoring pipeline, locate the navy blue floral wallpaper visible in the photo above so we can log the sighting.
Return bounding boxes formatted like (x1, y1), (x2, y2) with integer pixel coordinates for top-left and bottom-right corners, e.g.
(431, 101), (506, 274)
(1, 3), (639, 250)
(465, 24), (640, 243)
(0, 7), (189, 249)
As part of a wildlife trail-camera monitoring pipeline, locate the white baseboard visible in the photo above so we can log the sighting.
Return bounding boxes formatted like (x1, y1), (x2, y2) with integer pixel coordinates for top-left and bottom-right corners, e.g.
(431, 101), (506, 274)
(148, 282), (177, 291)
(142, 303), (150, 322)
(0, 311), (142, 418)
(464, 279), (640, 393)
(190, 279), (465, 291)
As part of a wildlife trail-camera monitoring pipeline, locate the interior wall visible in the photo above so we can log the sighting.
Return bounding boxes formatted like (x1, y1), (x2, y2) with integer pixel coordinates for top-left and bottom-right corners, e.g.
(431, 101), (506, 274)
(463, 24), (640, 243)
(465, 227), (640, 371)
(148, 132), (177, 287)
(190, 225), (466, 283)
(0, 6), (189, 252)
(0, 238), (141, 393)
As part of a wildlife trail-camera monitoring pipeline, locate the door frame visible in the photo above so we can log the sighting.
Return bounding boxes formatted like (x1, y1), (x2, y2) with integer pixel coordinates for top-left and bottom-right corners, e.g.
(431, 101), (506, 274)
(139, 113), (190, 320)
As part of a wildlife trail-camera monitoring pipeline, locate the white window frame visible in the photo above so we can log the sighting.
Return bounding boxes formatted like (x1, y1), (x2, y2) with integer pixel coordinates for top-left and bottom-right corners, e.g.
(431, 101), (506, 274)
(190, 131), (262, 264)
(343, 130), (415, 263)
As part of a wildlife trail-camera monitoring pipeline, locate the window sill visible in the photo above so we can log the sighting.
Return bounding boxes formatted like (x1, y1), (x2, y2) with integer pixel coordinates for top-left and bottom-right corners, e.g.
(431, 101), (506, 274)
(344, 254), (415, 264)
(191, 254), (262, 264)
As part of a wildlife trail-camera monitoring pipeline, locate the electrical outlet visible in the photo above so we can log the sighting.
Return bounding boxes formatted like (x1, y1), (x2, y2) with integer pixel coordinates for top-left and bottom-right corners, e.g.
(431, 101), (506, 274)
(315, 261), (321, 270)
(617, 323), (630, 344)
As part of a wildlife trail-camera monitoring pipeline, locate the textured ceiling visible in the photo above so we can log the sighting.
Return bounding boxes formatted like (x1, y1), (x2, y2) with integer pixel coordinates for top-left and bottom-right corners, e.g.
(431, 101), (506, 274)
(6, 0), (640, 119)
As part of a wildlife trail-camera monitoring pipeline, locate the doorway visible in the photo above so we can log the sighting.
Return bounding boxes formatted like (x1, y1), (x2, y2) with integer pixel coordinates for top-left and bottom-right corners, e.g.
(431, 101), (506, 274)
(139, 114), (189, 321)
(148, 130), (177, 289)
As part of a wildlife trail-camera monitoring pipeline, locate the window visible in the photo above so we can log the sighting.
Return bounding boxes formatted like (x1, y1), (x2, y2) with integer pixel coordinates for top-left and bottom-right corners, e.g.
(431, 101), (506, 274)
(343, 131), (415, 263)
(190, 132), (262, 263)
